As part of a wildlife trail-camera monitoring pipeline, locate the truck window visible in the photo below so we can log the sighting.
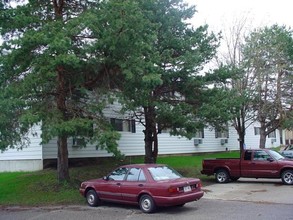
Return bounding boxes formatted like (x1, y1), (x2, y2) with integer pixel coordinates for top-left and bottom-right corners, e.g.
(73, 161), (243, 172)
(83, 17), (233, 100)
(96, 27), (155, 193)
(253, 151), (271, 161)
(244, 151), (252, 160)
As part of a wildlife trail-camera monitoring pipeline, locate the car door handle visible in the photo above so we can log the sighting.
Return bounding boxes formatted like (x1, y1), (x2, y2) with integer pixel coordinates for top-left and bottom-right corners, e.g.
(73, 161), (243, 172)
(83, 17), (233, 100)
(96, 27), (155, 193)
(138, 184), (144, 187)
(116, 183), (121, 186)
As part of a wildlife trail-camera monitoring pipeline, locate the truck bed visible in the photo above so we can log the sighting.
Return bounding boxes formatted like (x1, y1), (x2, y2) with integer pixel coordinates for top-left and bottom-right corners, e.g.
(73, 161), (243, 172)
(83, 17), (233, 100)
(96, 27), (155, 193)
(201, 158), (241, 177)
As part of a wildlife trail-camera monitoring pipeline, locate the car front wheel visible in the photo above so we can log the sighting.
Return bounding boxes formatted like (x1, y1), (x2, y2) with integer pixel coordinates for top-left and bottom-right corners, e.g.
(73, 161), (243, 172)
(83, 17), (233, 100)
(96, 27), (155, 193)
(215, 169), (230, 183)
(139, 194), (156, 213)
(281, 170), (293, 185)
(86, 189), (100, 207)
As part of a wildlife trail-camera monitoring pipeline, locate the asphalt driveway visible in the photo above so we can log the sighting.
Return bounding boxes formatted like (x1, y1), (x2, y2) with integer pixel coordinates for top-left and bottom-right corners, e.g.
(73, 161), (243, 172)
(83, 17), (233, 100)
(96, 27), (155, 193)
(202, 178), (293, 204)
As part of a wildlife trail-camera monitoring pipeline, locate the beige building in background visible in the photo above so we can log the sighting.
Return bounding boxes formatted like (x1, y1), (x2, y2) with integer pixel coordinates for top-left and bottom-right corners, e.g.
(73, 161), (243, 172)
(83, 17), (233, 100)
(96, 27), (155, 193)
(285, 130), (293, 145)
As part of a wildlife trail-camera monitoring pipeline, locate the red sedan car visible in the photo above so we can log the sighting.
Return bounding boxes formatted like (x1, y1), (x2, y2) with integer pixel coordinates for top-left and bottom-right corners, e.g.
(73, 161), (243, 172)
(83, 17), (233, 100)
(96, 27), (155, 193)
(79, 164), (204, 213)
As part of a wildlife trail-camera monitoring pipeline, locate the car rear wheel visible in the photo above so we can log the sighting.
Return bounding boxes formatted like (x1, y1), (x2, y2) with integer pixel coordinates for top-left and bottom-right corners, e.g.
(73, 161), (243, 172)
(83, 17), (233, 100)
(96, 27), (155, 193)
(139, 194), (156, 213)
(215, 169), (230, 183)
(86, 189), (100, 207)
(281, 170), (293, 185)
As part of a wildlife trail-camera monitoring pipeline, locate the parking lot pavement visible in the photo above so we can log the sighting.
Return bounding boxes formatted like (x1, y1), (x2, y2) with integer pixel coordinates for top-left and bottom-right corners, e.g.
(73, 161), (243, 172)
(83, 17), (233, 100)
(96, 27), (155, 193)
(202, 178), (293, 204)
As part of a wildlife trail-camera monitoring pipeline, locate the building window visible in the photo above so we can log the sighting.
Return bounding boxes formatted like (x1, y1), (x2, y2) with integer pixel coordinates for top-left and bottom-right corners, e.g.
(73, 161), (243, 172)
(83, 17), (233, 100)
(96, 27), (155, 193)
(254, 127), (260, 135)
(72, 122), (94, 147)
(254, 128), (276, 138)
(157, 123), (172, 134)
(215, 125), (229, 138)
(268, 130), (276, 138)
(195, 128), (204, 138)
(110, 118), (136, 133)
(158, 127), (172, 134)
(73, 137), (87, 147)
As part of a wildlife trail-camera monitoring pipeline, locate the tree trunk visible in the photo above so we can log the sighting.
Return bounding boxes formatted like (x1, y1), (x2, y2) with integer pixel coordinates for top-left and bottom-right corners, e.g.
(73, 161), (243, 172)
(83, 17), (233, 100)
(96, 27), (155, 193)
(57, 135), (69, 182)
(239, 132), (245, 153)
(235, 113), (246, 154)
(259, 125), (266, 149)
(56, 67), (70, 182)
(153, 129), (158, 163)
(52, 0), (70, 182)
(143, 106), (158, 163)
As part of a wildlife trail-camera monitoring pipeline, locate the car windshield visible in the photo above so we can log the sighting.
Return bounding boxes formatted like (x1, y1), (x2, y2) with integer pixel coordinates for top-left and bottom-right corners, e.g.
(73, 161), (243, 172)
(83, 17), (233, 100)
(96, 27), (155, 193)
(148, 166), (182, 181)
(285, 145), (293, 150)
(269, 150), (285, 160)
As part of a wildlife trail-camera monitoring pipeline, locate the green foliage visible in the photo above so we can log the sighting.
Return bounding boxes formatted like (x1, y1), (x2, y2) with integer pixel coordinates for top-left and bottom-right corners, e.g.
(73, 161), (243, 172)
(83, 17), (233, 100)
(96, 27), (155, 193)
(1, 0), (161, 179)
(1, 0), (153, 157)
(0, 90), (31, 151)
(199, 64), (253, 135)
(283, 111), (293, 130)
(95, 130), (123, 159)
(119, 0), (221, 141)
(0, 0), (228, 173)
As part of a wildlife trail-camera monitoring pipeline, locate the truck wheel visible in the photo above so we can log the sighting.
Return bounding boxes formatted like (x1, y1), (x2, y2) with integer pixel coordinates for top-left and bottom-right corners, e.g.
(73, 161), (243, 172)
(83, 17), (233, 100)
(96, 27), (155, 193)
(281, 170), (293, 185)
(215, 169), (230, 183)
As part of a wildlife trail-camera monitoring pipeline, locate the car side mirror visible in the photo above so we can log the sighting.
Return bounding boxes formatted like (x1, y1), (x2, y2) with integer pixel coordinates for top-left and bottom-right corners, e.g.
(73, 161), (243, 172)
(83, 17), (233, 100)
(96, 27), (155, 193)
(103, 176), (108, 181)
(267, 158), (274, 162)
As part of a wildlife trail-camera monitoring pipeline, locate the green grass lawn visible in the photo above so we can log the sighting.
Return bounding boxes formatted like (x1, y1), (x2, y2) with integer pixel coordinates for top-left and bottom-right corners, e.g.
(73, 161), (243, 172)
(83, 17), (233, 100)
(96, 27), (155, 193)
(0, 151), (240, 206)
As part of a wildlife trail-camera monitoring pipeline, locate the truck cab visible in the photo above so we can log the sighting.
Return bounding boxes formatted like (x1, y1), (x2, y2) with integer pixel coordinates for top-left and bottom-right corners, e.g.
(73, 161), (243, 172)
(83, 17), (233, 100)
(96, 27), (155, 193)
(241, 149), (281, 178)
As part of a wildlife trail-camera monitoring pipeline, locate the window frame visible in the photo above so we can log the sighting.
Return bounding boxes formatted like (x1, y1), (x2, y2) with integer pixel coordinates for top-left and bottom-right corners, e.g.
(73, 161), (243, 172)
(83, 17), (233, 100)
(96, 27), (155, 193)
(110, 118), (136, 133)
(215, 125), (229, 138)
(195, 128), (204, 138)
(254, 127), (260, 135)
(268, 130), (276, 138)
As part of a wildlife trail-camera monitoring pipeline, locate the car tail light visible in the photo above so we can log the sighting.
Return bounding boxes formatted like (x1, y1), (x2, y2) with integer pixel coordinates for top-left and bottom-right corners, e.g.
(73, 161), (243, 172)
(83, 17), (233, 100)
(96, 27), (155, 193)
(197, 182), (202, 188)
(168, 186), (179, 193)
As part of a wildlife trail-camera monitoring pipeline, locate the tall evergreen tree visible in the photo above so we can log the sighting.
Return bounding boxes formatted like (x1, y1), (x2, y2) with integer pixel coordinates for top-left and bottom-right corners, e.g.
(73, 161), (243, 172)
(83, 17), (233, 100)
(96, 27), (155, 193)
(0, 0), (155, 182)
(119, 0), (219, 163)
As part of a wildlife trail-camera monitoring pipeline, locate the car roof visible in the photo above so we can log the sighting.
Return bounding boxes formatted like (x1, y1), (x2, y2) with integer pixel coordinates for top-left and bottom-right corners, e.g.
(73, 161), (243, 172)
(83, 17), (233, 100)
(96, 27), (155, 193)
(119, 164), (167, 168)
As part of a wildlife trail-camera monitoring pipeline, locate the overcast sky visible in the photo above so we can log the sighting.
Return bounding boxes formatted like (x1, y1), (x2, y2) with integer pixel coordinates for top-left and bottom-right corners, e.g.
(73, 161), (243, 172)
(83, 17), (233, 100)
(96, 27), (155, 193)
(186, 0), (293, 32)
(184, 0), (293, 69)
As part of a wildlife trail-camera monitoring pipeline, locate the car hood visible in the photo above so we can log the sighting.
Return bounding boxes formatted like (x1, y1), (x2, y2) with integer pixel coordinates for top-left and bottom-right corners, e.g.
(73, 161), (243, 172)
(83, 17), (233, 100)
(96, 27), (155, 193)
(279, 158), (293, 164)
(82, 178), (104, 184)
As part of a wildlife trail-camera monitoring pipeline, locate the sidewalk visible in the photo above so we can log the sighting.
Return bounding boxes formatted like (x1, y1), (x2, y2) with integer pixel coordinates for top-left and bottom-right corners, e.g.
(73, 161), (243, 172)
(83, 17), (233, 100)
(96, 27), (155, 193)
(202, 178), (293, 204)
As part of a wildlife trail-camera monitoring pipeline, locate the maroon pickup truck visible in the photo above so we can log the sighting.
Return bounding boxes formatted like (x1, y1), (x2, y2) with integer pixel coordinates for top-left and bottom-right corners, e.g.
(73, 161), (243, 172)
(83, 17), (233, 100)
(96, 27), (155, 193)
(201, 149), (293, 185)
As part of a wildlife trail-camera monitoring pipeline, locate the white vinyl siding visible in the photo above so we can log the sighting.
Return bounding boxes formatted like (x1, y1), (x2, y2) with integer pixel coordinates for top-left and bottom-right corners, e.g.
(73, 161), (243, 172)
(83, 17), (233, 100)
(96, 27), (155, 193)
(0, 102), (285, 172)
(0, 125), (43, 161)
(0, 125), (43, 172)
(42, 120), (283, 160)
